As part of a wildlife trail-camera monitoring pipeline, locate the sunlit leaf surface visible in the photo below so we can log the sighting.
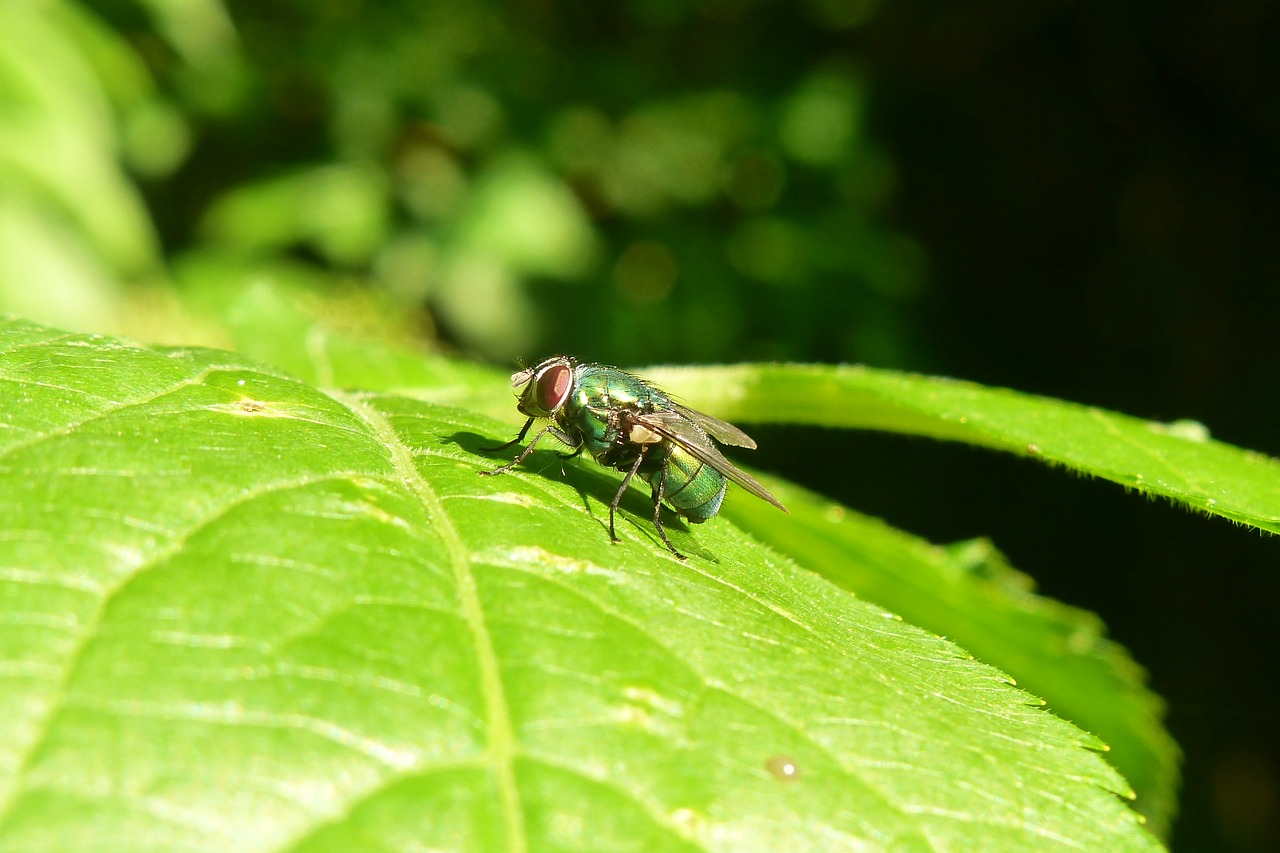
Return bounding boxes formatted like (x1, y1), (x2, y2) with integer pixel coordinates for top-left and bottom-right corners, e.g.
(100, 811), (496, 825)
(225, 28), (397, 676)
(723, 479), (1179, 837)
(193, 287), (1191, 834)
(649, 363), (1280, 536)
(0, 319), (1160, 851)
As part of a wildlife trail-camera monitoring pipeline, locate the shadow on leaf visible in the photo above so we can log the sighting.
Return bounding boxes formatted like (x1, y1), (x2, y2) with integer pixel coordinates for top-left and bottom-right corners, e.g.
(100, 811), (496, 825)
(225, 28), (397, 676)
(443, 429), (704, 557)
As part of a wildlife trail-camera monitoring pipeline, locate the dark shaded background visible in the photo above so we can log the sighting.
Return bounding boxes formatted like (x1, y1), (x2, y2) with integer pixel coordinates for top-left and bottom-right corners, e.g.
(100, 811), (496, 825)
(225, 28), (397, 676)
(832, 4), (1280, 851)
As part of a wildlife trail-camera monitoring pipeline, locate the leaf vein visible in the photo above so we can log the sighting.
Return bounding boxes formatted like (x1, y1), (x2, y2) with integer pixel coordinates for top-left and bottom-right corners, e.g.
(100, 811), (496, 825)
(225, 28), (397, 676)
(337, 392), (528, 853)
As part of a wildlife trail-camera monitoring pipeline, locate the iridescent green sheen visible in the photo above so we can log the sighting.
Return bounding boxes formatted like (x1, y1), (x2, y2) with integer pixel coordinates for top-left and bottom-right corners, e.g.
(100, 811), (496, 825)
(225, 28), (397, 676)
(558, 364), (728, 522)
(660, 445), (726, 521)
(481, 355), (784, 557)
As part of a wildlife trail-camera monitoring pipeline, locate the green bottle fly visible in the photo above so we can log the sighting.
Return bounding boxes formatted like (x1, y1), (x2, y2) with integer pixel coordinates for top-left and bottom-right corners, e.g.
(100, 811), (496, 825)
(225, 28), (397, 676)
(481, 355), (786, 557)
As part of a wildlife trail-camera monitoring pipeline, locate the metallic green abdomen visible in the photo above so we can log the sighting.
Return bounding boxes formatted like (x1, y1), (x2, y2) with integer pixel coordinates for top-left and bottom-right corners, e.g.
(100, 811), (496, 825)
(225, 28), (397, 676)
(645, 445), (727, 522)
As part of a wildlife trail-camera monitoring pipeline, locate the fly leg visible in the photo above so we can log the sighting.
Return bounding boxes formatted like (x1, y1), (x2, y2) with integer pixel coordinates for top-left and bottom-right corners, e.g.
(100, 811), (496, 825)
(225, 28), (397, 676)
(555, 443), (585, 476)
(609, 448), (648, 543)
(650, 459), (684, 559)
(480, 422), (578, 475)
(481, 416), (534, 453)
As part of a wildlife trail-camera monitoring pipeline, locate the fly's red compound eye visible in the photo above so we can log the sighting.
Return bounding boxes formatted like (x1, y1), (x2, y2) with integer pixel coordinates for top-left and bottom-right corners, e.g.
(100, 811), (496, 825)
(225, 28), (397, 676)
(536, 363), (573, 412)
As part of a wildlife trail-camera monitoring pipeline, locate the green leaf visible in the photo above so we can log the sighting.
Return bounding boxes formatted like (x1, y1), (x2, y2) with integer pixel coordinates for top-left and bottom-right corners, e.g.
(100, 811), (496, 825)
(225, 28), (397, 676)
(0, 2), (161, 278)
(199, 164), (391, 266)
(645, 363), (1280, 535)
(182, 285), (1185, 832)
(0, 317), (1160, 851)
(721, 480), (1179, 837)
(175, 266), (494, 399)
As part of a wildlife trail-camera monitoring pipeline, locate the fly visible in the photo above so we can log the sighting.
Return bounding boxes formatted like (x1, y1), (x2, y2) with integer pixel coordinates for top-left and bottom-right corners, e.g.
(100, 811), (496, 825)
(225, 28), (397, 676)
(480, 355), (786, 558)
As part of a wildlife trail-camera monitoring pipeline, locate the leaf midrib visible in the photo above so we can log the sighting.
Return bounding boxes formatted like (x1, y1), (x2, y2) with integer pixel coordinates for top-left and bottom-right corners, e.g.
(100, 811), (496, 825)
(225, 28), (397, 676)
(339, 391), (528, 853)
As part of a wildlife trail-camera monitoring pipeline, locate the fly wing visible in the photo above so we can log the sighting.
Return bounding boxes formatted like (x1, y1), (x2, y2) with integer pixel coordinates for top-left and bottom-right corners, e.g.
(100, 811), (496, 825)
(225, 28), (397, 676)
(670, 402), (757, 449)
(641, 410), (787, 512)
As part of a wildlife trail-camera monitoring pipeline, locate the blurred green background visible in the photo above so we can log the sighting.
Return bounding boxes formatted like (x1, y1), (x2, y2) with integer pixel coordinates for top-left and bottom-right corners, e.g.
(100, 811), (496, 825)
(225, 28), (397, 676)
(2, 1), (1278, 850)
